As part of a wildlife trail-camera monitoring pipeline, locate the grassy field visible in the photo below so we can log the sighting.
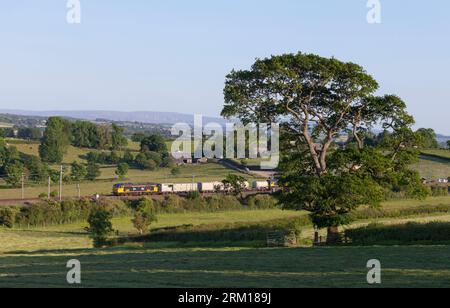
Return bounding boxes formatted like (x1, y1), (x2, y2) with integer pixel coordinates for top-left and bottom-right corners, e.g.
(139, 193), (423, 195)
(10, 143), (94, 164)
(0, 163), (259, 200)
(421, 149), (450, 160)
(1, 197), (450, 252)
(413, 155), (450, 179)
(2, 197), (450, 287)
(1, 245), (450, 288)
(0, 209), (306, 253)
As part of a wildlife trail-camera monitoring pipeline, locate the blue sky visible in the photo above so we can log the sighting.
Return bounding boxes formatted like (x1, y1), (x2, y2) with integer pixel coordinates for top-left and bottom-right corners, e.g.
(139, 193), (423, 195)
(0, 1), (449, 133)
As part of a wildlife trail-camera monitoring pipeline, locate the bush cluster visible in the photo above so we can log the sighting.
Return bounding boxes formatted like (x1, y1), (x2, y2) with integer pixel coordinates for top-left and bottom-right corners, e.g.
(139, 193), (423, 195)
(0, 199), (130, 228)
(430, 186), (449, 197)
(345, 222), (450, 245)
(127, 195), (280, 214)
(351, 204), (450, 220)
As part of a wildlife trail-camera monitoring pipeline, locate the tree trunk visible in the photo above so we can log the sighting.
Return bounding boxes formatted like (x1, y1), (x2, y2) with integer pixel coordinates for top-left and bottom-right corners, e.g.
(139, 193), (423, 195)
(326, 226), (341, 244)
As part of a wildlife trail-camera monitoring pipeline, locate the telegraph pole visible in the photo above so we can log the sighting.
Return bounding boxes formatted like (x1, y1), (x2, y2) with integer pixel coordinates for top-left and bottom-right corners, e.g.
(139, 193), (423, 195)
(59, 165), (63, 202)
(21, 173), (24, 200)
(77, 183), (81, 199)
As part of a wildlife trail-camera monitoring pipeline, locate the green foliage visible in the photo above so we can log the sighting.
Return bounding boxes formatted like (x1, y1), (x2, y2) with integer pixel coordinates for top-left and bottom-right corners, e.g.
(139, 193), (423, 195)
(222, 174), (247, 197)
(109, 151), (120, 164)
(71, 121), (99, 148)
(123, 150), (134, 164)
(0, 141), (29, 187)
(0, 207), (17, 228)
(345, 222), (450, 245)
(86, 161), (101, 181)
(4, 161), (24, 186)
(39, 117), (72, 163)
(38, 192), (48, 199)
(135, 152), (161, 170)
(222, 52), (427, 241)
(447, 140), (450, 149)
(0, 199), (130, 229)
(247, 195), (279, 210)
(0, 128), (15, 138)
(131, 132), (146, 143)
(87, 206), (114, 247)
(140, 135), (168, 154)
(70, 161), (87, 182)
(85, 151), (119, 165)
(115, 163), (129, 179)
(24, 156), (49, 182)
(430, 186), (449, 197)
(17, 127), (43, 140)
(416, 128), (439, 149)
(171, 166), (182, 176)
(111, 124), (128, 150)
(186, 191), (201, 200)
(131, 198), (157, 235)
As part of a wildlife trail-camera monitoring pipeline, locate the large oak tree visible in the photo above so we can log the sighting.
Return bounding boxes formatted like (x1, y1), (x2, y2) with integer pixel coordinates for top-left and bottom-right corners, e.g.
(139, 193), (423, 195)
(222, 53), (427, 243)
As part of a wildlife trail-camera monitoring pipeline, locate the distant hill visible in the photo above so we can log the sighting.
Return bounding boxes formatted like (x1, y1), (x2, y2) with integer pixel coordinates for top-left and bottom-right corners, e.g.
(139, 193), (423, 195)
(0, 109), (227, 125)
(437, 134), (450, 146)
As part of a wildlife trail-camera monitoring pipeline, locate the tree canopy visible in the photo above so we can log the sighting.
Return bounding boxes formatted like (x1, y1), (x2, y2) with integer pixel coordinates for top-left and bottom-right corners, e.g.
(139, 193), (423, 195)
(415, 128), (439, 149)
(222, 52), (427, 242)
(39, 117), (72, 164)
(140, 135), (168, 154)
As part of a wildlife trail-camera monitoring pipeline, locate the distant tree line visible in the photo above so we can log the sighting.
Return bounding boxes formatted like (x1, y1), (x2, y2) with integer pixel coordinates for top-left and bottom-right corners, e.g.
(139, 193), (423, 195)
(360, 127), (441, 149)
(85, 134), (175, 172)
(39, 117), (128, 164)
(0, 127), (43, 140)
(0, 137), (61, 187)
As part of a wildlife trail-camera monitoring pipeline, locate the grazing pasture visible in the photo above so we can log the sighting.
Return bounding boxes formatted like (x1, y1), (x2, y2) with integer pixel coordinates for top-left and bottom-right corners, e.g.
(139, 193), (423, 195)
(1, 197), (450, 288)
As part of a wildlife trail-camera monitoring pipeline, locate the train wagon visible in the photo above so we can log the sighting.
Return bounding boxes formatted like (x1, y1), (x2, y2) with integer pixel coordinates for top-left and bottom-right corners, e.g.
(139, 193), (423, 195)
(198, 182), (226, 192)
(252, 181), (270, 191)
(158, 183), (198, 194)
(113, 183), (158, 196)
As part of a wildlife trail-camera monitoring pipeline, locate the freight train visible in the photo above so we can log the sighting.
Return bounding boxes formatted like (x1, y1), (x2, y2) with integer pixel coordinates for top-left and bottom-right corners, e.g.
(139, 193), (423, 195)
(113, 180), (277, 196)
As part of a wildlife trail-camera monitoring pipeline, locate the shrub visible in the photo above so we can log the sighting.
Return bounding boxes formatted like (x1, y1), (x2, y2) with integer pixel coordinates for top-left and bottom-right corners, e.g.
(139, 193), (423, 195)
(0, 207), (17, 228)
(87, 206), (114, 248)
(132, 206), (157, 235)
(351, 204), (450, 220)
(247, 195), (279, 209)
(171, 167), (181, 176)
(12, 199), (128, 228)
(430, 186), (449, 197)
(162, 195), (183, 213)
(39, 192), (48, 199)
(96, 199), (131, 217)
(205, 195), (242, 211)
(115, 163), (129, 179)
(186, 191), (201, 200)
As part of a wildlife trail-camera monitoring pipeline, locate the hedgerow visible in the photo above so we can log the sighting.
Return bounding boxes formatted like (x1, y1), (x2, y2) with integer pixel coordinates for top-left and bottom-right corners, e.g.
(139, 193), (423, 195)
(345, 222), (450, 245)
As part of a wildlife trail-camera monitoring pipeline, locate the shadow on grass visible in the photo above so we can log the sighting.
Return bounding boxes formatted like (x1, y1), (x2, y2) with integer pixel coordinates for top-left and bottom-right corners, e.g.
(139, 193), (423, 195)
(2, 243), (450, 288)
(345, 221), (450, 246)
(419, 154), (450, 164)
(121, 216), (310, 245)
